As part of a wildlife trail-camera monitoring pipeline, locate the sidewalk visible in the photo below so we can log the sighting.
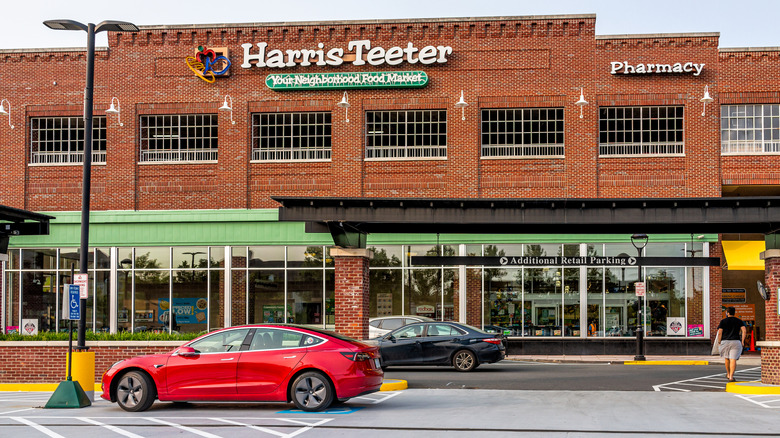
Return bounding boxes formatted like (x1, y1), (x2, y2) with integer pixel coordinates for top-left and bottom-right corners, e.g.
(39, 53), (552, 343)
(506, 353), (762, 365)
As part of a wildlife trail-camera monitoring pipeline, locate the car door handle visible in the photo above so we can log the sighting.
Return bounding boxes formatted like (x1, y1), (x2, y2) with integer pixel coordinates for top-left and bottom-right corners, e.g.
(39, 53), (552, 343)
(221, 357), (235, 361)
(284, 355), (297, 359)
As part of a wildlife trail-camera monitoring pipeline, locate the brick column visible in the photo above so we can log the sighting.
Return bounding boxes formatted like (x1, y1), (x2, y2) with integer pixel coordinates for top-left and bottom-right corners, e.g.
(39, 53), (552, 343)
(332, 248), (373, 340)
(759, 249), (780, 385)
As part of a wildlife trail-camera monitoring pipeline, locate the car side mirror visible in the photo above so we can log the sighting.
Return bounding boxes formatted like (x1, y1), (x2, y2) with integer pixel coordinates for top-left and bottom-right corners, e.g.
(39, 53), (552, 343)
(176, 346), (198, 357)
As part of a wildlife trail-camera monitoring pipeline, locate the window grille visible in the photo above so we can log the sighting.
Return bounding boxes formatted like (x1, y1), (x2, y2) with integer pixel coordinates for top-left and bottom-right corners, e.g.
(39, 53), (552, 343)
(599, 106), (684, 156)
(139, 114), (218, 162)
(30, 116), (106, 164)
(721, 104), (780, 154)
(481, 108), (564, 157)
(365, 110), (447, 159)
(251, 112), (331, 161)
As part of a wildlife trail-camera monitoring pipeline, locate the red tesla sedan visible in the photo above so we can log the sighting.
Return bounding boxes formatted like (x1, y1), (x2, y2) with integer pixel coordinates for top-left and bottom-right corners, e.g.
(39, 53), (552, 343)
(101, 325), (383, 412)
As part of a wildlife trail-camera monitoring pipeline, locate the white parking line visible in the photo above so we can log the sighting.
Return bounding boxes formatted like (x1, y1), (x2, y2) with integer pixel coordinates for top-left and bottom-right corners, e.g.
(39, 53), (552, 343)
(352, 391), (402, 404)
(77, 417), (145, 438)
(147, 417), (223, 438)
(0, 408), (34, 415)
(734, 394), (780, 409)
(210, 417), (332, 438)
(10, 416), (66, 438)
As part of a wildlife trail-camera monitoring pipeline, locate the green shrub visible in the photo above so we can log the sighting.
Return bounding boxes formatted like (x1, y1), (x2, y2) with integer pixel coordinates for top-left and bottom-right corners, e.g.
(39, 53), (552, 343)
(0, 330), (202, 342)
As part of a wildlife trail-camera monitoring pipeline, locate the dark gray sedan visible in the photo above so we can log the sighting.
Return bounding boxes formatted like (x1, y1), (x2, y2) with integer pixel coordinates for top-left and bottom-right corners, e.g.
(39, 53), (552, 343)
(373, 322), (505, 372)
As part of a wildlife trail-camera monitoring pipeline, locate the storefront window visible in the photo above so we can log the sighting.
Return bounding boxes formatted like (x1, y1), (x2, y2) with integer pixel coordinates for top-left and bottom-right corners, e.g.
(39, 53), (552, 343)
(407, 268), (440, 319)
(1, 241), (711, 338)
(369, 267), (402, 318)
(133, 269), (169, 333)
(485, 267), (522, 333)
(171, 263), (208, 334)
(287, 269), (323, 325)
(209, 269), (224, 330)
(248, 270), (285, 323)
(646, 267), (684, 337)
(248, 246), (284, 268)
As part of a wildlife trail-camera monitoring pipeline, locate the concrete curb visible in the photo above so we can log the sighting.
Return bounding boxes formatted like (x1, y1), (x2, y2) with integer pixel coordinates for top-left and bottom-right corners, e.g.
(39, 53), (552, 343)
(380, 379), (408, 391)
(726, 381), (780, 395)
(624, 360), (709, 365)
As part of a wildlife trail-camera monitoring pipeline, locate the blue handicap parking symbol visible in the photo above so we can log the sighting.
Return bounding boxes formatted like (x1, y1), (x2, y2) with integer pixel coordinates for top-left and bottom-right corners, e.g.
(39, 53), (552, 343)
(277, 406), (363, 415)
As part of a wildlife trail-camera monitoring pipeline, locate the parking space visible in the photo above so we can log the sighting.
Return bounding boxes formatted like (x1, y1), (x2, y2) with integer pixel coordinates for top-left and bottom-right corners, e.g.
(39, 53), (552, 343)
(653, 366), (762, 392)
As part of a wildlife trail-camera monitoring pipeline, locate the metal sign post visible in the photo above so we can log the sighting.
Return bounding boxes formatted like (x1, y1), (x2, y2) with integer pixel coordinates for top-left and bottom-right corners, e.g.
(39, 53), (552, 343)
(45, 268), (90, 409)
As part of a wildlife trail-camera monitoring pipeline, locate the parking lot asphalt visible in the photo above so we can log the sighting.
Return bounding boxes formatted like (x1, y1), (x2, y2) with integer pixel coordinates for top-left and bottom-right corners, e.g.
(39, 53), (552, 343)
(1, 387), (779, 437)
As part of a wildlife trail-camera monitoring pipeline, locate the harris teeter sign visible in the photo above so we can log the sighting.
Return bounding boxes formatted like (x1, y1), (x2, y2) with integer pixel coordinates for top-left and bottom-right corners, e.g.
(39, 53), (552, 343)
(266, 71), (428, 90)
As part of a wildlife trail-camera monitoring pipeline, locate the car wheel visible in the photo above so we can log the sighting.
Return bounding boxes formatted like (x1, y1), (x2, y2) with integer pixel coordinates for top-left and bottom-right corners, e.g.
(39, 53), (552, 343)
(115, 371), (156, 412)
(290, 371), (334, 412)
(452, 349), (478, 372)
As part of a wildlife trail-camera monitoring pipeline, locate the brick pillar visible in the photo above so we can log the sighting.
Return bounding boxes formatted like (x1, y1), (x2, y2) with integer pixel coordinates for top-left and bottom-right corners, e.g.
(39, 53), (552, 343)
(332, 248), (373, 340)
(759, 249), (780, 385)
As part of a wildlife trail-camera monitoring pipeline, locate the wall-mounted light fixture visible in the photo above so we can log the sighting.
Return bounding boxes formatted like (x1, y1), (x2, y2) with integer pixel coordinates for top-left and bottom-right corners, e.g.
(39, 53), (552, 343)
(337, 91), (350, 123)
(105, 97), (123, 126)
(454, 90), (468, 121)
(0, 99), (15, 129)
(575, 88), (588, 119)
(219, 95), (235, 124)
(700, 85), (714, 116)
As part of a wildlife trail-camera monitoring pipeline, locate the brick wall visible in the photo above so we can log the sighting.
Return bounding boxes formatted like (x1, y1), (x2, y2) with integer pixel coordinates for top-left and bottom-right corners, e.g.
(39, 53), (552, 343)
(761, 255), (780, 384)
(2, 17), (761, 212)
(334, 252), (370, 339)
(0, 343), (184, 383)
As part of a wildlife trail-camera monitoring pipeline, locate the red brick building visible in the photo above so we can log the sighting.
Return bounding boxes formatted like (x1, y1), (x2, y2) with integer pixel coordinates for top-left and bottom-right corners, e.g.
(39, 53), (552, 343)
(1, 15), (778, 358)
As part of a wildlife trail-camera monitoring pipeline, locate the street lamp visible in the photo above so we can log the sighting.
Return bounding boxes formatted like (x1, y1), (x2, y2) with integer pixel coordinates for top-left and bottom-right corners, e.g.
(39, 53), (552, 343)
(630, 233), (649, 361)
(44, 19), (139, 350)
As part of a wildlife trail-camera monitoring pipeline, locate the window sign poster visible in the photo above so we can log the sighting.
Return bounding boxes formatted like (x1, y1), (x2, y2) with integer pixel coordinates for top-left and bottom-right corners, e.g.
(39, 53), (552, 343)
(22, 319), (38, 336)
(158, 298), (208, 325)
(688, 324), (704, 337)
(666, 317), (685, 336)
(377, 293), (392, 317)
(262, 305), (289, 323)
(721, 288), (746, 304)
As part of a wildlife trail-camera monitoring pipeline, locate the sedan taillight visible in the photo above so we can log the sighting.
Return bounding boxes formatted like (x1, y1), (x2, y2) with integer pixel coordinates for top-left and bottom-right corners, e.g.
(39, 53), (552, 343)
(341, 352), (372, 361)
(481, 338), (503, 345)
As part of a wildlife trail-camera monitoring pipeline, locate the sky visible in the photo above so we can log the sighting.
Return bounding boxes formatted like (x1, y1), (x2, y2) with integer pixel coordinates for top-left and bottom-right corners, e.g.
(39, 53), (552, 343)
(1, 0), (778, 50)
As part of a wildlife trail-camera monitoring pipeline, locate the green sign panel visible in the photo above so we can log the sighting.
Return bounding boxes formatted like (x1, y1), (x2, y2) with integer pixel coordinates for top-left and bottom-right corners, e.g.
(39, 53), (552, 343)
(266, 71), (428, 90)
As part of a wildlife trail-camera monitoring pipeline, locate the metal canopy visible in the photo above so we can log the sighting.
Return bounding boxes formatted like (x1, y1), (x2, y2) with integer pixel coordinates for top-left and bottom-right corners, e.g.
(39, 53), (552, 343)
(0, 205), (54, 236)
(273, 196), (780, 235)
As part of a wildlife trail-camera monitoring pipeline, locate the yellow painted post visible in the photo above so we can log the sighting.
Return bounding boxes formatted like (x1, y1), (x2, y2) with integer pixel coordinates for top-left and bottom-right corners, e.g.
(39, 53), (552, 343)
(68, 351), (96, 401)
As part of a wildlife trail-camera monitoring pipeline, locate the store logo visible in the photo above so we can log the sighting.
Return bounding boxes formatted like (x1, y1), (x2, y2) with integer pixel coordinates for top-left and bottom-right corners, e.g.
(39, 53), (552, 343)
(186, 46), (231, 83)
(669, 320), (683, 333)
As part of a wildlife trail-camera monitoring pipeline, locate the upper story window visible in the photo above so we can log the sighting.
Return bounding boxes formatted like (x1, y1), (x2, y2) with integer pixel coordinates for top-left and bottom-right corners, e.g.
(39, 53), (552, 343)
(721, 104), (780, 155)
(365, 110), (447, 159)
(251, 112), (331, 161)
(481, 108), (564, 158)
(599, 106), (684, 156)
(139, 114), (218, 163)
(30, 116), (106, 164)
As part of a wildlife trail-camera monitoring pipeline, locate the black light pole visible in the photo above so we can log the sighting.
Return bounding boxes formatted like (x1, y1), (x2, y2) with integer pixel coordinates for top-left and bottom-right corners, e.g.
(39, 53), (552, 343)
(44, 19), (139, 349)
(631, 233), (649, 361)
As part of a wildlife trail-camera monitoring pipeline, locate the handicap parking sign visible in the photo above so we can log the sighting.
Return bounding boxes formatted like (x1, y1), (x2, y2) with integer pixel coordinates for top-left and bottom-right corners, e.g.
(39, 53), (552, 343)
(67, 284), (81, 320)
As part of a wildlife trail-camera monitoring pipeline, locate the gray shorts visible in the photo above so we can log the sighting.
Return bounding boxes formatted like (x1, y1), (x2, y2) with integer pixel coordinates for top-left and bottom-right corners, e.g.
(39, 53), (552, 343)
(720, 340), (743, 360)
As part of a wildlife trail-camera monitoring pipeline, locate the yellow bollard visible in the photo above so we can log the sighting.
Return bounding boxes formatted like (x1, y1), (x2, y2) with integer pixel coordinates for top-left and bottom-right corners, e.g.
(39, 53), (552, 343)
(68, 351), (96, 401)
